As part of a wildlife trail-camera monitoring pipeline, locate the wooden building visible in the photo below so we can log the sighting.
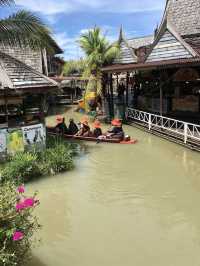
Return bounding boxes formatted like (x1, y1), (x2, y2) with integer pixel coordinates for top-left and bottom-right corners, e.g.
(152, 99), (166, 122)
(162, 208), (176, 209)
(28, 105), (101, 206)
(102, 0), (200, 124)
(0, 42), (63, 77)
(52, 76), (88, 105)
(0, 51), (58, 128)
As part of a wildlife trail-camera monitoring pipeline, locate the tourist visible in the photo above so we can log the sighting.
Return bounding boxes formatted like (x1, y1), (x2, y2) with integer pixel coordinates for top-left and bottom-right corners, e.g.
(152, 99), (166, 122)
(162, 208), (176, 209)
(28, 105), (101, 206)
(55, 115), (68, 134)
(68, 118), (78, 135)
(92, 120), (102, 138)
(76, 117), (91, 137)
(106, 119), (124, 140)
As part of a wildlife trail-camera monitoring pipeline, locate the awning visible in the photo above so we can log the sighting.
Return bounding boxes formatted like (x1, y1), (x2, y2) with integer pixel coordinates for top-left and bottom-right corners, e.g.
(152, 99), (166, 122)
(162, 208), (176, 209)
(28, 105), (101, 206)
(101, 57), (200, 73)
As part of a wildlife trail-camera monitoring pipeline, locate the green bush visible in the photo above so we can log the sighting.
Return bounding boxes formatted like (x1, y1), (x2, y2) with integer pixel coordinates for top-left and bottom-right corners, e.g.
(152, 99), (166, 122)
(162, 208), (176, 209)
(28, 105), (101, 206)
(46, 135), (79, 156)
(43, 143), (74, 175)
(1, 137), (77, 183)
(1, 153), (42, 184)
(0, 181), (40, 266)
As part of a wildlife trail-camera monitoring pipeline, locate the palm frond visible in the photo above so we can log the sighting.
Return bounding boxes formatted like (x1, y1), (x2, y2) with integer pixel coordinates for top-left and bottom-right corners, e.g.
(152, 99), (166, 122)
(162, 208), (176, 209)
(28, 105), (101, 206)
(79, 26), (119, 72)
(0, 10), (56, 52)
(79, 26), (120, 98)
(0, 0), (14, 5)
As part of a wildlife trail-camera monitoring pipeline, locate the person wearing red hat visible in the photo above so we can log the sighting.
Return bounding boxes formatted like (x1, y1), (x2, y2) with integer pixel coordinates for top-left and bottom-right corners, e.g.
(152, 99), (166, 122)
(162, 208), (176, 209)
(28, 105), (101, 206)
(92, 120), (102, 138)
(106, 119), (124, 140)
(55, 115), (68, 134)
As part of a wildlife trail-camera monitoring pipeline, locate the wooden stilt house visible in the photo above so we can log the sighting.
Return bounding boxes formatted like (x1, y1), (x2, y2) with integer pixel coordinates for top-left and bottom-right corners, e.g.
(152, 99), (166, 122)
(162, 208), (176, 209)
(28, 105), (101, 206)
(102, 0), (200, 124)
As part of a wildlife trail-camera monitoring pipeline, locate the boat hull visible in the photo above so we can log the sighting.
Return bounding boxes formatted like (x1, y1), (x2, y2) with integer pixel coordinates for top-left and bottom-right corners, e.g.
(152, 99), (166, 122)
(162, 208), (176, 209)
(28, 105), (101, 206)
(47, 127), (137, 144)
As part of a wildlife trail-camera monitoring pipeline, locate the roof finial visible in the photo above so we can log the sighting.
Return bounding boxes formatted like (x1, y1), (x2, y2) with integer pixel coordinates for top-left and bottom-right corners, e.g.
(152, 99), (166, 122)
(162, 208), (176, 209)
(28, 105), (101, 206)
(154, 23), (159, 38)
(119, 25), (123, 43)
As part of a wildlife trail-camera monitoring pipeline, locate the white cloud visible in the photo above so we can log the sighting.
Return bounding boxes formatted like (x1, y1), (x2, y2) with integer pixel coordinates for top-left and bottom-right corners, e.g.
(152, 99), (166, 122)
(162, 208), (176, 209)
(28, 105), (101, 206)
(15, 0), (166, 15)
(53, 32), (84, 60)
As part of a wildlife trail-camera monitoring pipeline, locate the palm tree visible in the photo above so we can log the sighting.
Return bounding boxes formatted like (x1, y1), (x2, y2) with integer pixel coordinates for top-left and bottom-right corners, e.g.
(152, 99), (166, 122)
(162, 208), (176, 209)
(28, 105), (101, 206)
(79, 27), (119, 112)
(0, 0), (57, 52)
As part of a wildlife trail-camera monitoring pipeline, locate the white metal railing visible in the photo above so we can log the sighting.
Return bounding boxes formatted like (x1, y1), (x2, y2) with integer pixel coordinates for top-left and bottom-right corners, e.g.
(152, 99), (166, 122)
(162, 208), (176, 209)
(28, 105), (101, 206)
(126, 108), (200, 144)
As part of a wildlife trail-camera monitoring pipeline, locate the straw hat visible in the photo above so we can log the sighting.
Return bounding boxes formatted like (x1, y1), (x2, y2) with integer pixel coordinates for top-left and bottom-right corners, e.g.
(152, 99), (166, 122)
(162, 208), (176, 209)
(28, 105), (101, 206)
(56, 115), (64, 122)
(80, 116), (89, 125)
(93, 120), (101, 129)
(111, 119), (122, 127)
(83, 120), (89, 126)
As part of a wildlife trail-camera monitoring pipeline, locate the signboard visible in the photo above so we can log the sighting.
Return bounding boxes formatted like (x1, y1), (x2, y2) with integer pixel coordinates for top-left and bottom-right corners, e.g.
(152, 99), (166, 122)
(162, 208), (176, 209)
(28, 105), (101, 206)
(0, 129), (7, 158)
(7, 129), (24, 155)
(22, 124), (46, 152)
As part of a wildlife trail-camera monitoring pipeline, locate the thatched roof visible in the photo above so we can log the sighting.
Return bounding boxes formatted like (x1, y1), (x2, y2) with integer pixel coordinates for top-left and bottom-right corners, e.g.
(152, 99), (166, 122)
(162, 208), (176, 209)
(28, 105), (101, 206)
(160, 0), (200, 37)
(0, 52), (57, 90)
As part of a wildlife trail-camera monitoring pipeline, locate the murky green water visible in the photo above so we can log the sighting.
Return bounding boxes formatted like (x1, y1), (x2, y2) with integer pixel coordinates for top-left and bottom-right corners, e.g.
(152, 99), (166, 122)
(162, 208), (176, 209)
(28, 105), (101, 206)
(29, 107), (200, 266)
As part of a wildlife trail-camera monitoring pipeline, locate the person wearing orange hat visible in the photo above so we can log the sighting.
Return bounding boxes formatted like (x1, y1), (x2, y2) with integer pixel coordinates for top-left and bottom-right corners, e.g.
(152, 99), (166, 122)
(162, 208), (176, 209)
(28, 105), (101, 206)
(55, 115), (68, 134)
(92, 120), (102, 138)
(106, 118), (124, 140)
(76, 117), (91, 137)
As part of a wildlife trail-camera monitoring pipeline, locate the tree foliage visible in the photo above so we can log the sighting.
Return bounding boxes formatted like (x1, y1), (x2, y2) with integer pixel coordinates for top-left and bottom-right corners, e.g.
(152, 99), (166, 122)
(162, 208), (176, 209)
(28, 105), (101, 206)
(62, 59), (86, 76)
(79, 27), (119, 106)
(79, 27), (119, 74)
(0, 1), (57, 52)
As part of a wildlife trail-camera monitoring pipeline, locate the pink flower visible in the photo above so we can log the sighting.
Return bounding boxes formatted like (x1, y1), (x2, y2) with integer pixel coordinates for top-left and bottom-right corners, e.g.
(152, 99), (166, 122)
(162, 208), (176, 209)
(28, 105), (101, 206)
(16, 202), (25, 212)
(15, 197), (39, 212)
(17, 185), (25, 194)
(23, 198), (35, 208)
(13, 231), (24, 241)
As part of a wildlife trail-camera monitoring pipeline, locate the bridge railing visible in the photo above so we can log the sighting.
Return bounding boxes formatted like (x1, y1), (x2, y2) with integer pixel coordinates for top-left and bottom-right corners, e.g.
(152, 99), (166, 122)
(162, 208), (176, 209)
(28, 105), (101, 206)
(126, 108), (200, 144)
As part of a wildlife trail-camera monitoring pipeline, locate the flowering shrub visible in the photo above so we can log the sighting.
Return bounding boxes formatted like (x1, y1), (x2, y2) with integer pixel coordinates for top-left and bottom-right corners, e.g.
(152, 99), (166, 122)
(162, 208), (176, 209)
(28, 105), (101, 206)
(0, 181), (40, 266)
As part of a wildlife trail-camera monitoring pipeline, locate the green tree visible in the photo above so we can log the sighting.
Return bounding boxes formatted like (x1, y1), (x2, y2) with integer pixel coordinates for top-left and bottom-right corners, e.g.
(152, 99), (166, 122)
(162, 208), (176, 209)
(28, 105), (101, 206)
(79, 27), (119, 111)
(0, 0), (57, 51)
(62, 59), (86, 76)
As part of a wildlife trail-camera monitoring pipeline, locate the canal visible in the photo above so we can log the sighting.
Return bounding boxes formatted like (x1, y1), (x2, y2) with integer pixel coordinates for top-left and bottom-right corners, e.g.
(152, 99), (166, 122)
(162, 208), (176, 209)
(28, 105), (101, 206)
(29, 108), (200, 266)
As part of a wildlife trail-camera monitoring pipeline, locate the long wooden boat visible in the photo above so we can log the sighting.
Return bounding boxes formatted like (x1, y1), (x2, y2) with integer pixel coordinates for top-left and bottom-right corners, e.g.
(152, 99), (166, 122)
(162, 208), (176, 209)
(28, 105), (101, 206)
(47, 127), (137, 145)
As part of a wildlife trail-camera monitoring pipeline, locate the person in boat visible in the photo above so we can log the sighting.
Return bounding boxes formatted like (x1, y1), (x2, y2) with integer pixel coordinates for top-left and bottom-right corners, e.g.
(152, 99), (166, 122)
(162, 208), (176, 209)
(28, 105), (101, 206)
(76, 118), (91, 137)
(92, 120), (103, 138)
(68, 118), (78, 135)
(55, 115), (68, 134)
(106, 119), (124, 140)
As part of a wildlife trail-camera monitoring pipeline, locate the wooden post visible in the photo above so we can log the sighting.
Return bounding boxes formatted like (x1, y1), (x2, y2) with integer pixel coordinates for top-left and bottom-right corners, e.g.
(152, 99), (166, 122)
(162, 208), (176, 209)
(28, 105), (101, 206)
(126, 72), (129, 106)
(184, 122), (188, 144)
(198, 94), (200, 113)
(160, 83), (163, 116)
(106, 74), (111, 119)
(117, 74), (119, 90)
(110, 73), (114, 119)
(4, 88), (8, 123)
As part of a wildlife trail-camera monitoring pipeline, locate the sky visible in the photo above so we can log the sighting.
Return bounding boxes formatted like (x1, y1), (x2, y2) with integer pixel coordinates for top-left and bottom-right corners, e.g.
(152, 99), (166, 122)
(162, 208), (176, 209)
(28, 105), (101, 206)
(1, 0), (166, 60)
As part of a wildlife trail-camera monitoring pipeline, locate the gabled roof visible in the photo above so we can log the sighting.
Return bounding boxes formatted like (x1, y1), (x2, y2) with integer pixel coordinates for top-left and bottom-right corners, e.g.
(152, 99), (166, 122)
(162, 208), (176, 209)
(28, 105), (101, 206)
(127, 35), (154, 49)
(146, 19), (198, 63)
(0, 52), (58, 90)
(113, 28), (154, 64)
(183, 35), (200, 56)
(113, 28), (137, 64)
(114, 40), (137, 64)
(159, 0), (200, 36)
